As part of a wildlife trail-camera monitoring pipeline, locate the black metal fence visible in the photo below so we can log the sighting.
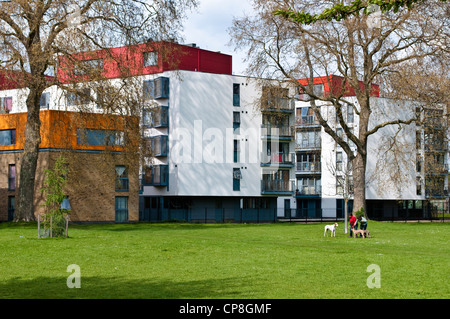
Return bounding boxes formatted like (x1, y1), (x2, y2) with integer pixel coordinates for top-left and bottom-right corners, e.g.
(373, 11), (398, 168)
(139, 208), (279, 223)
(140, 206), (449, 224)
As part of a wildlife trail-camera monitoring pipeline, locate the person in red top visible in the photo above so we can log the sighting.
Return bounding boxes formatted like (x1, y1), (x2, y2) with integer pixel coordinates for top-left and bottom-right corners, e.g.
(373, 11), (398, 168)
(349, 213), (357, 237)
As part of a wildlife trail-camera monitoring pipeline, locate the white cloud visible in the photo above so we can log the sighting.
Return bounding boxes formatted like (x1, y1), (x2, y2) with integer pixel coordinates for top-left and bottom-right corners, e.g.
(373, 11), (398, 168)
(181, 0), (253, 75)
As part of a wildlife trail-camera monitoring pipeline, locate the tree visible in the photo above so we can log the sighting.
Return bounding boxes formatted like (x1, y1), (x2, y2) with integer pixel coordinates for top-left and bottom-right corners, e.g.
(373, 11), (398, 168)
(274, 0), (448, 24)
(40, 154), (70, 237)
(229, 0), (449, 217)
(0, 0), (197, 221)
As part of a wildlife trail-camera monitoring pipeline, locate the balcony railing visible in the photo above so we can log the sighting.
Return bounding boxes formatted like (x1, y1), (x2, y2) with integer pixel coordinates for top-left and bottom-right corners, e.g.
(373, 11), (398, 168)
(261, 152), (295, 166)
(296, 186), (322, 196)
(296, 116), (320, 126)
(261, 179), (295, 194)
(296, 162), (321, 173)
(295, 140), (321, 150)
(261, 125), (293, 138)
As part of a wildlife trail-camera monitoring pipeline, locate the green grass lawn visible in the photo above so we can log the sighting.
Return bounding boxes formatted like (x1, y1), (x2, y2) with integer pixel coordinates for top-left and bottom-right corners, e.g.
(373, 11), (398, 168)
(0, 221), (448, 299)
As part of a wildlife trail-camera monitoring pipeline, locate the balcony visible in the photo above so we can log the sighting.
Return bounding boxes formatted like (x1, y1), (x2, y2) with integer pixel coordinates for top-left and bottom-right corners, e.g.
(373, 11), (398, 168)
(261, 152), (295, 168)
(261, 125), (293, 140)
(144, 77), (169, 100)
(149, 135), (168, 157)
(261, 179), (295, 195)
(295, 140), (321, 151)
(143, 165), (169, 187)
(143, 106), (169, 128)
(296, 115), (320, 127)
(296, 162), (321, 174)
(296, 186), (322, 197)
(261, 86), (294, 113)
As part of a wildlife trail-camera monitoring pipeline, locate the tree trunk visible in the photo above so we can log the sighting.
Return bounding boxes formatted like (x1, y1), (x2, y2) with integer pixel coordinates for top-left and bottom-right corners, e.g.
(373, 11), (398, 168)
(352, 151), (367, 219)
(14, 90), (41, 222)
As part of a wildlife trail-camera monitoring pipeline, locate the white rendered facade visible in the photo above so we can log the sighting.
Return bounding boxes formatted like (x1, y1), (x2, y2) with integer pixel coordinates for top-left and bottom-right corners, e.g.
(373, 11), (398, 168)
(294, 95), (448, 220)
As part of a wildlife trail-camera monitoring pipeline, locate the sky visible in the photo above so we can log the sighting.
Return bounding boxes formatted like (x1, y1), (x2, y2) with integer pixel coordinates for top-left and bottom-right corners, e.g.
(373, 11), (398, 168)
(181, 0), (254, 76)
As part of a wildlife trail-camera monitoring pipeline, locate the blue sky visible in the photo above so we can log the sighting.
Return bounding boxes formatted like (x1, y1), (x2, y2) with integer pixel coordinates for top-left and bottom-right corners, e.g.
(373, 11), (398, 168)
(181, 0), (253, 75)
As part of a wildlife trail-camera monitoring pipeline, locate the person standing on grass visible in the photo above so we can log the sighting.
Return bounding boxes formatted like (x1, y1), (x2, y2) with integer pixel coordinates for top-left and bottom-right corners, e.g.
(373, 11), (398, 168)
(359, 215), (368, 232)
(349, 213), (357, 238)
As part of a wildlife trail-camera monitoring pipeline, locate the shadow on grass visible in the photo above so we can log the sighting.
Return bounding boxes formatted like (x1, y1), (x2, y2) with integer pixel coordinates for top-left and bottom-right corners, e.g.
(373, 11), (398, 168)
(0, 275), (251, 299)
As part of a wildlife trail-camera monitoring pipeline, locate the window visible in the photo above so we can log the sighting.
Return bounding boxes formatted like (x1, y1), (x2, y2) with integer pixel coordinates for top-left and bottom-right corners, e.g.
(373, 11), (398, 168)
(336, 176), (344, 195)
(8, 196), (15, 221)
(313, 84), (324, 97)
(115, 166), (129, 191)
(143, 51), (158, 67)
(416, 131), (421, 149)
(297, 107), (316, 125)
(76, 129), (124, 146)
(8, 164), (15, 191)
(66, 88), (91, 105)
(296, 130), (320, 149)
(143, 80), (154, 100)
(233, 168), (241, 191)
(336, 152), (343, 171)
(347, 105), (354, 124)
(297, 177), (321, 195)
(233, 139), (240, 163)
(1, 97), (12, 111)
(233, 111), (240, 133)
(233, 83), (240, 106)
(0, 129), (16, 146)
(40, 92), (50, 109)
(115, 196), (129, 223)
(416, 177), (422, 195)
(416, 154), (422, 173)
(74, 59), (103, 75)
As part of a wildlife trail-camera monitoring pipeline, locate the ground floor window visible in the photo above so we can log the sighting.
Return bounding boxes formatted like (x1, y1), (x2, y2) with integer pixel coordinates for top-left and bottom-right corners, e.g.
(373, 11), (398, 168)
(115, 196), (128, 223)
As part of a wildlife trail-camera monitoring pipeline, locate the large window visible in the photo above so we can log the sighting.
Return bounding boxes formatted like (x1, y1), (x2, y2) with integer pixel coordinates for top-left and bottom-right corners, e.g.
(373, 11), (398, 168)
(0, 129), (16, 146)
(76, 129), (124, 146)
(296, 130), (320, 149)
(297, 177), (321, 195)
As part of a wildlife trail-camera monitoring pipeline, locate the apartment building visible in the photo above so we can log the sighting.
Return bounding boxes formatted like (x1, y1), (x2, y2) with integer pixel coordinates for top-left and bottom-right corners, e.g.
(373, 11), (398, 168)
(292, 75), (448, 220)
(139, 70), (297, 222)
(1, 42), (447, 223)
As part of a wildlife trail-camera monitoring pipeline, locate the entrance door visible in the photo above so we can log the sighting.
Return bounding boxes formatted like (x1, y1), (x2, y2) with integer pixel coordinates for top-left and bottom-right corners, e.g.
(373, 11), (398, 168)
(284, 199), (291, 218)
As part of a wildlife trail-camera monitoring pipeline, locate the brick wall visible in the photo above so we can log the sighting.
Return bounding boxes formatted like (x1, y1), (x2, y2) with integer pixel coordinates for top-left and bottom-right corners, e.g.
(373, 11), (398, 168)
(0, 150), (139, 222)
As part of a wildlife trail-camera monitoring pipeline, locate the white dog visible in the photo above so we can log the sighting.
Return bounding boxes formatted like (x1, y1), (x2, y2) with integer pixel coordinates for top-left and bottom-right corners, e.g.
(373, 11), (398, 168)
(324, 223), (338, 237)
